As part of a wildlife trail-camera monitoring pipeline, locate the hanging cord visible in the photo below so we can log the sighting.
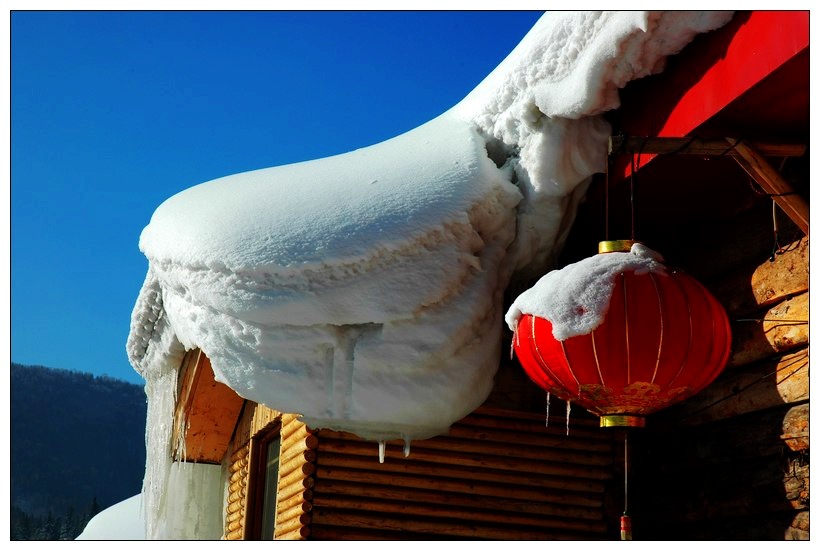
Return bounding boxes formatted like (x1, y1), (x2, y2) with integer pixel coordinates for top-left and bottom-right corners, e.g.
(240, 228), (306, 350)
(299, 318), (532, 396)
(629, 140), (646, 241)
(605, 151), (610, 241)
(630, 152), (636, 241)
(620, 432), (632, 540)
(769, 157), (791, 262)
(771, 200), (785, 261)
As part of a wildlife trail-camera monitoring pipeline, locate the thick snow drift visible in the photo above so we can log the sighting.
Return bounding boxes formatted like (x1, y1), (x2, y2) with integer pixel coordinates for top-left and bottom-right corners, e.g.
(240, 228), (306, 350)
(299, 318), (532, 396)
(126, 11), (733, 538)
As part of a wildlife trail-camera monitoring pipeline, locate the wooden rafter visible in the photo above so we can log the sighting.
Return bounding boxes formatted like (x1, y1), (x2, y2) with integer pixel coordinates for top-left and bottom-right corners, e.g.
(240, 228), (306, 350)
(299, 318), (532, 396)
(608, 136), (806, 158)
(730, 140), (809, 235)
(608, 136), (809, 236)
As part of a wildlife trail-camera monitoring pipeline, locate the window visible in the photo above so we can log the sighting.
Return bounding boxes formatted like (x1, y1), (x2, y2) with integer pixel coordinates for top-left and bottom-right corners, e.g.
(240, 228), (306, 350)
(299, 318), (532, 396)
(259, 434), (281, 539)
(246, 425), (281, 540)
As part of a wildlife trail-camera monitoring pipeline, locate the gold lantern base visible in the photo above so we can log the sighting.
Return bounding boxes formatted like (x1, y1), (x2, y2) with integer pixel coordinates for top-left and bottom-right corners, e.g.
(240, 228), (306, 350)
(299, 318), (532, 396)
(600, 415), (646, 428)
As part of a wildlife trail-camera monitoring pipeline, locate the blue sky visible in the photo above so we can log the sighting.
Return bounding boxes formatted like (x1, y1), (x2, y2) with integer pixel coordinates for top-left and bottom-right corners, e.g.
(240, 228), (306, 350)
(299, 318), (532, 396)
(10, 10), (543, 385)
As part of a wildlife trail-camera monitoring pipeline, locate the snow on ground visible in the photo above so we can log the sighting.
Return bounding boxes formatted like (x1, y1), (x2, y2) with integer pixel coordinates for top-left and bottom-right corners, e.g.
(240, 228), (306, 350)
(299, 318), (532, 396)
(76, 494), (145, 540)
(125, 11), (734, 539)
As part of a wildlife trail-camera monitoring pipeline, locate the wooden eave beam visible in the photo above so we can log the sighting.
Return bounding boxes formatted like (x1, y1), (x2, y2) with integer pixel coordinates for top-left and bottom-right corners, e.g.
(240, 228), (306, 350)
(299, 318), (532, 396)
(608, 136), (806, 158)
(172, 349), (246, 464)
(608, 136), (809, 236)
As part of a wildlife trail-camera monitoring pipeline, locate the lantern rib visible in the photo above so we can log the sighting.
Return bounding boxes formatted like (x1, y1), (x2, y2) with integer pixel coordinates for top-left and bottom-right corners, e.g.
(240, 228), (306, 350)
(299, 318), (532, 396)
(590, 329), (606, 388)
(684, 280), (720, 388)
(666, 274), (694, 388)
(623, 273), (631, 385)
(649, 272), (664, 385)
(558, 340), (582, 398)
(531, 317), (573, 394)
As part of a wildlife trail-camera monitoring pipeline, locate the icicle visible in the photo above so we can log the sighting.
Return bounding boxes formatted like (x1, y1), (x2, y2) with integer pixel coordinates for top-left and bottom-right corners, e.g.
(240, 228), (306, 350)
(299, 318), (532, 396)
(510, 322), (518, 360)
(565, 400), (571, 436)
(378, 441), (386, 463)
(403, 437), (411, 458)
(545, 392), (551, 428)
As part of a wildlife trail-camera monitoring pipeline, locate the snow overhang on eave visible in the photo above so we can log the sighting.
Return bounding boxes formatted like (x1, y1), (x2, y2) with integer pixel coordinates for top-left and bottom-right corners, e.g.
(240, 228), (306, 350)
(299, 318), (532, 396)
(605, 10), (809, 235)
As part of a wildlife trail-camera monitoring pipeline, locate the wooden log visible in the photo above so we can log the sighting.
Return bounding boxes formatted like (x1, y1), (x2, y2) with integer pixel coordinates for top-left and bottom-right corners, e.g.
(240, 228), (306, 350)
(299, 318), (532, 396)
(280, 440), (318, 467)
(273, 513), (311, 538)
(228, 479), (248, 495)
(278, 462), (316, 489)
(671, 347), (809, 426)
(308, 495), (607, 534)
(280, 434), (319, 462)
(728, 291), (809, 367)
(781, 403), (809, 451)
(317, 438), (612, 480)
(651, 403), (808, 465)
(786, 512), (810, 541)
(278, 489), (313, 513)
(226, 498), (245, 515)
(731, 140), (809, 234)
(444, 423), (614, 453)
(226, 519), (243, 534)
(276, 475), (314, 503)
(281, 423), (313, 449)
(462, 407), (604, 432)
(310, 509), (589, 540)
(228, 457), (248, 476)
(274, 525), (310, 540)
(225, 509), (243, 525)
(280, 416), (309, 441)
(712, 237), (808, 316)
(278, 451), (315, 480)
(318, 430), (611, 465)
(228, 464), (248, 484)
(402, 435), (612, 468)
(277, 501), (313, 524)
(313, 466), (604, 508)
(312, 479), (605, 521)
(315, 451), (608, 493)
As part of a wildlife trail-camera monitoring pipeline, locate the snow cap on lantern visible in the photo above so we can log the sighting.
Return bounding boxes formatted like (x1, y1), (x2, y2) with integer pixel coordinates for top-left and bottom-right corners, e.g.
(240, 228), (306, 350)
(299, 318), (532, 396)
(506, 241), (731, 428)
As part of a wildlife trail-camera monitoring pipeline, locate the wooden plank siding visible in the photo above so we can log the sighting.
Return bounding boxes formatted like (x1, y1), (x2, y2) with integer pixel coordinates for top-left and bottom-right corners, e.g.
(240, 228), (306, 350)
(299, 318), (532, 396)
(309, 407), (616, 540)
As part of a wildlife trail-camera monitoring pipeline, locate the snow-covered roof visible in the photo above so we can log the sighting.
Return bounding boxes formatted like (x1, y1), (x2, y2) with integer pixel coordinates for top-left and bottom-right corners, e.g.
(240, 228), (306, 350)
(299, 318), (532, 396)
(125, 11), (734, 538)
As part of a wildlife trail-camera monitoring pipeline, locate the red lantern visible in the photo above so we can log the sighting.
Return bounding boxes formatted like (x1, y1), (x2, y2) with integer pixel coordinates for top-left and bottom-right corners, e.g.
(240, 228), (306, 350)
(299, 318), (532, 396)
(510, 240), (731, 428)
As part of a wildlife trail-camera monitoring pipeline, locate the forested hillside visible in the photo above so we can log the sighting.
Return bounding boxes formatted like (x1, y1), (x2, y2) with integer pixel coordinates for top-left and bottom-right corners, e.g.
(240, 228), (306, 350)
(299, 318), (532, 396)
(10, 363), (147, 540)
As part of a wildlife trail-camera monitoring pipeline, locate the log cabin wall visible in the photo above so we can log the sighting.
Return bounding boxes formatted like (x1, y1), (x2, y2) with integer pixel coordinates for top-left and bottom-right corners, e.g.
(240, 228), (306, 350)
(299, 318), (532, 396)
(224, 402), (318, 540)
(308, 407), (616, 540)
(220, 359), (617, 540)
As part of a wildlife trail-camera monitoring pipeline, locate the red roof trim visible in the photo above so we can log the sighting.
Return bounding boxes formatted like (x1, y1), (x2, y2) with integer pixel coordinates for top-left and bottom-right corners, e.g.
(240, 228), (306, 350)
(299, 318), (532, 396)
(613, 11), (809, 177)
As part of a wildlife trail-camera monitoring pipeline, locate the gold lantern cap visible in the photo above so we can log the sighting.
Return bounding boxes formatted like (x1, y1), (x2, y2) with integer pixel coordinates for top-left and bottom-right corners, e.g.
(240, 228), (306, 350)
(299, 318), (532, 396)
(598, 240), (636, 254)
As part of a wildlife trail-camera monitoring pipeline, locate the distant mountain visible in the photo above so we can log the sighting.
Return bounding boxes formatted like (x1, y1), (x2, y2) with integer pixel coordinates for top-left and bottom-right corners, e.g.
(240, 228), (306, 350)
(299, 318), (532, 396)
(10, 363), (147, 540)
